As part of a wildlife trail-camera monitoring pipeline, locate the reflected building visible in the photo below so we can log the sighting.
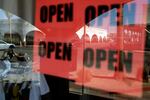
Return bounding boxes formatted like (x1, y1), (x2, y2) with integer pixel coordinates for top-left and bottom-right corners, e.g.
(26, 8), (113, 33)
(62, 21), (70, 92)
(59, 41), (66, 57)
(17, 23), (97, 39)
(0, 18), (34, 46)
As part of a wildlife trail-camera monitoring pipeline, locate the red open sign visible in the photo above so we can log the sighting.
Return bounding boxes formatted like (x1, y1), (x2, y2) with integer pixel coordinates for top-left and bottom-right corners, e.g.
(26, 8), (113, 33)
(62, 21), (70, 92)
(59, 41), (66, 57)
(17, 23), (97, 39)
(34, 0), (147, 97)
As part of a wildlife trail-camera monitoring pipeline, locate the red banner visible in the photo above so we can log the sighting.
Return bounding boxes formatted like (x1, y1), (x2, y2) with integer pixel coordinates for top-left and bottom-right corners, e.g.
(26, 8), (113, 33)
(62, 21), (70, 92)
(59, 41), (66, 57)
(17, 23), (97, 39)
(34, 0), (148, 97)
